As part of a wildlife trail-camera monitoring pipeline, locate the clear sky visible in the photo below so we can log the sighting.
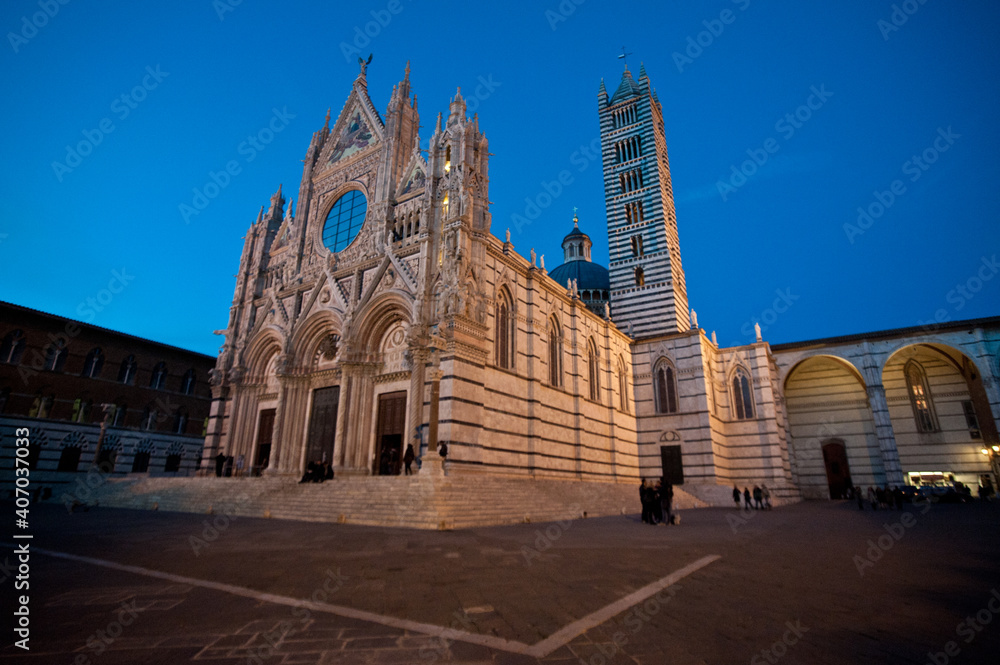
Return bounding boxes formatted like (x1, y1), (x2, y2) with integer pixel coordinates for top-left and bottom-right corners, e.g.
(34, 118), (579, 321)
(2, 0), (998, 355)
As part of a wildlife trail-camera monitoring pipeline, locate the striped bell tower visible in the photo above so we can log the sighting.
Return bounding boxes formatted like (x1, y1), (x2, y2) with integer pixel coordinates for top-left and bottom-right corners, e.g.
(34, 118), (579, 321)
(599, 64), (689, 338)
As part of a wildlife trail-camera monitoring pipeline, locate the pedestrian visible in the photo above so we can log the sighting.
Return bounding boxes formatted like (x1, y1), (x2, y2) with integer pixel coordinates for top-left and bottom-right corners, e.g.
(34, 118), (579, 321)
(761, 485), (772, 510)
(855, 485), (864, 511)
(743, 487), (752, 511)
(235, 454), (245, 478)
(639, 479), (651, 524)
(868, 486), (877, 511)
(652, 480), (664, 524)
(893, 486), (903, 510)
(214, 452), (226, 478)
(438, 442), (448, 475)
(733, 485), (741, 509)
(661, 480), (674, 525)
(403, 444), (415, 476)
(753, 486), (763, 510)
(223, 455), (234, 477)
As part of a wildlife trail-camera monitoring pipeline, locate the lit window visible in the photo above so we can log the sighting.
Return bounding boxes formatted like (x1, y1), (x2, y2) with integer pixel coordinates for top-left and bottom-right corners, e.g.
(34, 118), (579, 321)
(322, 190), (368, 253)
(905, 361), (938, 432)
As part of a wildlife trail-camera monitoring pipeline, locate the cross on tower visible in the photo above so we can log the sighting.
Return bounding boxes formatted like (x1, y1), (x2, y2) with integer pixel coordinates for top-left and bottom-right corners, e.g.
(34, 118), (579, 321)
(618, 47), (634, 67)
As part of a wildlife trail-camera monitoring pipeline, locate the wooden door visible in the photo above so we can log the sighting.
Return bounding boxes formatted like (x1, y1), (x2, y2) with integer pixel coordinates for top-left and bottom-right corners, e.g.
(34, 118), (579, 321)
(255, 408), (276, 471)
(306, 386), (340, 466)
(822, 440), (852, 499)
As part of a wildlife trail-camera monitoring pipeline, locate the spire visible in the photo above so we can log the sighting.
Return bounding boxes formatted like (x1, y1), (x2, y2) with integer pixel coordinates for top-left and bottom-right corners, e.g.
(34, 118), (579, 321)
(639, 62), (648, 80)
(255, 206), (263, 225)
(324, 107), (331, 129)
(284, 198), (294, 222)
(448, 87), (466, 125)
(404, 60), (410, 82)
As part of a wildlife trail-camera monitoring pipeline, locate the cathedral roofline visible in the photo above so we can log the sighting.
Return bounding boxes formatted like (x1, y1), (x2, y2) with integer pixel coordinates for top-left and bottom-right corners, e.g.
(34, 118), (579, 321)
(769, 315), (1000, 351)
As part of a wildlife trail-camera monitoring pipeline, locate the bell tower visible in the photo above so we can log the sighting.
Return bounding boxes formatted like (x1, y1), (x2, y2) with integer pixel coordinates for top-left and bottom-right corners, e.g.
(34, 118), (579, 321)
(599, 64), (689, 338)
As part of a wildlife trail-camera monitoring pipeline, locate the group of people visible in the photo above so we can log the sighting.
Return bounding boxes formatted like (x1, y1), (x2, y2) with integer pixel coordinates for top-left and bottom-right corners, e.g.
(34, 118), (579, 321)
(298, 460), (334, 483)
(733, 485), (772, 511)
(639, 478), (676, 525)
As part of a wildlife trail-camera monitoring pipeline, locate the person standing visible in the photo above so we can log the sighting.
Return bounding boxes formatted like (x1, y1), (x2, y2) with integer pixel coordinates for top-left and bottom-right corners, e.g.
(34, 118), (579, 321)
(761, 485), (772, 510)
(743, 487), (752, 511)
(235, 454), (245, 478)
(639, 480), (651, 524)
(661, 480), (674, 525)
(855, 485), (864, 510)
(651, 480), (664, 524)
(403, 444), (415, 476)
(733, 485), (741, 509)
(753, 486), (763, 510)
(214, 452), (226, 478)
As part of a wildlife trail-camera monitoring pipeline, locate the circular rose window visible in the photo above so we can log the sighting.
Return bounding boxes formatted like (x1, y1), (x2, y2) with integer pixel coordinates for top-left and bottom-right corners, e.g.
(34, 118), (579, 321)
(321, 190), (367, 253)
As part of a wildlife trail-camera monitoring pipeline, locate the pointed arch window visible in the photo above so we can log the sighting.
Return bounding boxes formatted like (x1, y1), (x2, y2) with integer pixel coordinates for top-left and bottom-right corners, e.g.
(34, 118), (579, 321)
(654, 360), (678, 414)
(71, 398), (92, 423)
(905, 360), (938, 432)
(548, 317), (562, 387)
(635, 266), (645, 287)
(588, 338), (601, 402)
(618, 355), (629, 412)
(173, 407), (189, 435)
(118, 355), (137, 385)
(83, 348), (104, 378)
(495, 289), (515, 370)
(43, 340), (67, 372)
(57, 444), (82, 472)
(141, 405), (158, 431)
(149, 361), (167, 390)
(1, 329), (26, 365)
(732, 368), (755, 420)
(111, 402), (127, 427)
(181, 368), (196, 395)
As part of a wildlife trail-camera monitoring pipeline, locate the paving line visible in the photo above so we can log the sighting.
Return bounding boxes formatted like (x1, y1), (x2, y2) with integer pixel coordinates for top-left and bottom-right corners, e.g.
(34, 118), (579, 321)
(527, 554), (721, 657)
(20, 545), (721, 658)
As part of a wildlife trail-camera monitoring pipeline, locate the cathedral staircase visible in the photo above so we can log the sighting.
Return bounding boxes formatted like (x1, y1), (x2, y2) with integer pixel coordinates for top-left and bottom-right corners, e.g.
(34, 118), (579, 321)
(48, 474), (710, 530)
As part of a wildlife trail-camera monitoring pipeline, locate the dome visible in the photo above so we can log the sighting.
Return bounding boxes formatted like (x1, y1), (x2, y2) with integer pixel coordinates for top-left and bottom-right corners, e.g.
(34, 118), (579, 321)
(548, 260), (610, 292)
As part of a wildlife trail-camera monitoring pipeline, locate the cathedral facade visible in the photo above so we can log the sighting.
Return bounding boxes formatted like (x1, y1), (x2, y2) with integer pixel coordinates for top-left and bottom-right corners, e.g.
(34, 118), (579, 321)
(203, 62), (999, 501)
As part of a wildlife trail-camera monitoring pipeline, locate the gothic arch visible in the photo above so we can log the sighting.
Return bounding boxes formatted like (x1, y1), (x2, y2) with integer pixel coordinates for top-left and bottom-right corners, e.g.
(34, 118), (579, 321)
(244, 329), (283, 383)
(782, 353), (866, 391)
(652, 357), (679, 414)
(291, 309), (344, 369)
(351, 292), (412, 356)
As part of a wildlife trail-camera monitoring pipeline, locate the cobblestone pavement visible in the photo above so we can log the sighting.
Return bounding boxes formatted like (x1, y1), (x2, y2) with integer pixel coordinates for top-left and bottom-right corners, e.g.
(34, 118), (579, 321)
(2, 498), (999, 664)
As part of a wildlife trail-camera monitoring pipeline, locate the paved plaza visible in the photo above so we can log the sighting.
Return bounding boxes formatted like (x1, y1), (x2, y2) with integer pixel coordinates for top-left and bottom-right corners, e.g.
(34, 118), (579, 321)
(2, 497), (999, 664)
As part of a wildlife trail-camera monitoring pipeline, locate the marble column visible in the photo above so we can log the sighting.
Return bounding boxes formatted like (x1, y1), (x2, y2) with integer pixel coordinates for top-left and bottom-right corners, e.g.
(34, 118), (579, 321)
(865, 382), (905, 487)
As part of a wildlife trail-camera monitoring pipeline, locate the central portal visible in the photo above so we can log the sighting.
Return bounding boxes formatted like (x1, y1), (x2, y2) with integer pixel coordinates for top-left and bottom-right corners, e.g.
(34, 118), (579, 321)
(306, 386), (340, 466)
(375, 391), (407, 476)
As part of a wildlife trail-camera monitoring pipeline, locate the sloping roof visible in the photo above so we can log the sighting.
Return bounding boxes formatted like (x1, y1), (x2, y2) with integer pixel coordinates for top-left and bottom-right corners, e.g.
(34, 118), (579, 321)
(610, 69), (642, 104)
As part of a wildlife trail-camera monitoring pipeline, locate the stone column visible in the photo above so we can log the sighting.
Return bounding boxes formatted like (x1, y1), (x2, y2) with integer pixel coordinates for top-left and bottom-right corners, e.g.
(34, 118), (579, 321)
(333, 368), (353, 471)
(407, 349), (428, 454)
(865, 383), (905, 486)
(421, 367), (445, 476)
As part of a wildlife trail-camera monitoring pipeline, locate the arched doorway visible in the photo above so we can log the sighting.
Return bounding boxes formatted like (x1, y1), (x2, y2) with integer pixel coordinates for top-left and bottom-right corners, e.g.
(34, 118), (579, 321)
(821, 440), (852, 499)
(374, 391), (406, 475)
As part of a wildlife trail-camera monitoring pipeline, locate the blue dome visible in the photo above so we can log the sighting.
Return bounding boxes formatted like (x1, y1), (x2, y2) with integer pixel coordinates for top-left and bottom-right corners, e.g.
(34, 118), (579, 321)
(548, 260), (610, 292)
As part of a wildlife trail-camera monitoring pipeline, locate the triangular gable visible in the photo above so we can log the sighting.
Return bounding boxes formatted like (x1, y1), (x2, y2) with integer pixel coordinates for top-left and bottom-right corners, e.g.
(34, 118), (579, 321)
(322, 83), (385, 167)
(396, 148), (428, 198)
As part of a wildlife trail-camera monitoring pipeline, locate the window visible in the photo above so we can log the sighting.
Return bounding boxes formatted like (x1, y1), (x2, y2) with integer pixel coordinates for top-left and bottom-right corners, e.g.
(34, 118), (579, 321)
(548, 318), (562, 387)
(732, 368), (755, 420)
(57, 445), (82, 472)
(618, 356), (629, 412)
(962, 400), (981, 439)
(82, 348), (104, 378)
(71, 398), (92, 423)
(149, 361), (168, 390)
(111, 402), (127, 427)
(635, 266), (645, 287)
(1, 329), (26, 365)
(568, 245), (575, 258)
(631, 235), (644, 257)
(181, 369), (196, 395)
(141, 405), (158, 431)
(495, 289), (514, 370)
(588, 339), (601, 402)
(43, 340), (68, 372)
(905, 361), (937, 432)
(118, 355), (137, 384)
(164, 454), (182, 473)
(30, 393), (55, 419)
(173, 407), (189, 435)
(321, 190), (368, 253)
(654, 361), (678, 414)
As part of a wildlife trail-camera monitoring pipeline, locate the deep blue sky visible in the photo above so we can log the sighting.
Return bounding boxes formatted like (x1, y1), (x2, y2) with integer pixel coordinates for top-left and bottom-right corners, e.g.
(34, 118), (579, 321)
(2, 0), (998, 355)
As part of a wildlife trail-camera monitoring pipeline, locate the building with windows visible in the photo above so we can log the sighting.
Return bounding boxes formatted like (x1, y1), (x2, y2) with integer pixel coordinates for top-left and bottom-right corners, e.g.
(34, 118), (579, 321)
(203, 62), (999, 503)
(0, 301), (215, 493)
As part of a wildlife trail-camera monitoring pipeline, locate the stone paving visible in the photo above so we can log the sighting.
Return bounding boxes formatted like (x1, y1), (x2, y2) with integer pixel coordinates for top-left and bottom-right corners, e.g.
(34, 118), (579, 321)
(2, 498), (999, 664)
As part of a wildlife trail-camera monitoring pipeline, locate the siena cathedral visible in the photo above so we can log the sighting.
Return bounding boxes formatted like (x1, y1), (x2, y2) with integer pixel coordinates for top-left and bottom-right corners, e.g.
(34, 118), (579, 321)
(204, 61), (1000, 502)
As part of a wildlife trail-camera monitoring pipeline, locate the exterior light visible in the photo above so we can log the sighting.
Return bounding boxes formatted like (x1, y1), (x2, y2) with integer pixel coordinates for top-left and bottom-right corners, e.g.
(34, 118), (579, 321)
(983, 448), (990, 456)
(993, 445), (999, 452)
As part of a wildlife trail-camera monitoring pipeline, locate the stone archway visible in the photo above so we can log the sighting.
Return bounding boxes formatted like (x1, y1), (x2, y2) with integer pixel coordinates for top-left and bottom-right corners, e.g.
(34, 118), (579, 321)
(821, 439), (852, 499)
